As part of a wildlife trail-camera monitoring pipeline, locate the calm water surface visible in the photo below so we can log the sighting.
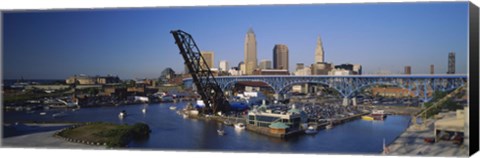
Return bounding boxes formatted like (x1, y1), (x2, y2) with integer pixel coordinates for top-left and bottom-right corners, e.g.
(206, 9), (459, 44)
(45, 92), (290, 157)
(3, 102), (411, 154)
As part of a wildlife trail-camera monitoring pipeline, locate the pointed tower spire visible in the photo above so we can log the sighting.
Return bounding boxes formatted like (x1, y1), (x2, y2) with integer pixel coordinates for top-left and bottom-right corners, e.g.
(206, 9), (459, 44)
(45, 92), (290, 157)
(247, 27), (254, 34)
(315, 34), (325, 64)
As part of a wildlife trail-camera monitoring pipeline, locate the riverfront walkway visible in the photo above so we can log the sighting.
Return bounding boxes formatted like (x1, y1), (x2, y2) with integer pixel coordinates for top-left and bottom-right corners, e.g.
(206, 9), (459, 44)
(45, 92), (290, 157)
(386, 117), (468, 156)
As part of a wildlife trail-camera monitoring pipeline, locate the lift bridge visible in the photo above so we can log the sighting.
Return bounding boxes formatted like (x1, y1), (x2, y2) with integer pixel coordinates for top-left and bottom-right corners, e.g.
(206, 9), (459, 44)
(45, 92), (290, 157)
(183, 75), (467, 104)
(171, 30), (230, 114)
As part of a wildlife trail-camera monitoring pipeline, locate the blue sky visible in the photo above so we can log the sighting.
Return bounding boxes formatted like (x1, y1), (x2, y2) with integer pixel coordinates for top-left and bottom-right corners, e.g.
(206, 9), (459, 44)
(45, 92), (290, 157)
(3, 2), (469, 79)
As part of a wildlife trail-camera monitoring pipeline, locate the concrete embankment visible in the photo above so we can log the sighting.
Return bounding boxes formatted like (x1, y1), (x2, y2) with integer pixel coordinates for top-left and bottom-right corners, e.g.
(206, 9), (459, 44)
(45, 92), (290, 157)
(386, 118), (468, 156)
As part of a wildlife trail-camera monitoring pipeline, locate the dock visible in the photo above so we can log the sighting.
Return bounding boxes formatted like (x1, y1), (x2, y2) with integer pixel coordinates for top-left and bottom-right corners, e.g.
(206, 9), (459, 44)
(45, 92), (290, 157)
(178, 109), (369, 139)
(312, 112), (369, 129)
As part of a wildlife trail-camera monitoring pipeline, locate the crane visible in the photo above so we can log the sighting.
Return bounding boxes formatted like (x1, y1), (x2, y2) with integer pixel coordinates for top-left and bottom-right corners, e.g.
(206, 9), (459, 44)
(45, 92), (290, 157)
(170, 30), (230, 115)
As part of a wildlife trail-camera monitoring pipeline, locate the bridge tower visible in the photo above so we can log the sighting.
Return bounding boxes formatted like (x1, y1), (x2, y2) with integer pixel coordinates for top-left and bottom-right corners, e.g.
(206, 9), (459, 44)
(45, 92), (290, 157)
(170, 30), (230, 114)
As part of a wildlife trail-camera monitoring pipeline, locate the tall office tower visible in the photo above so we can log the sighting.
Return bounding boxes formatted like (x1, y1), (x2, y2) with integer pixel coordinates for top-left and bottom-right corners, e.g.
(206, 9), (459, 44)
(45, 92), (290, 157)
(430, 64), (435, 74)
(447, 52), (455, 74)
(273, 44), (289, 70)
(244, 28), (258, 75)
(219, 60), (229, 72)
(296, 63), (305, 71)
(315, 35), (325, 64)
(404, 66), (411, 75)
(259, 59), (272, 70)
(200, 51), (214, 70)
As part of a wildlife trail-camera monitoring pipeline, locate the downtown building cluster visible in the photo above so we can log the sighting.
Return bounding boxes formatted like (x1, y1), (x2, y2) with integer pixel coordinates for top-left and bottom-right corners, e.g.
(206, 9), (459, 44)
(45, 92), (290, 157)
(193, 28), (363, 76)
(404, 51), (456, 75)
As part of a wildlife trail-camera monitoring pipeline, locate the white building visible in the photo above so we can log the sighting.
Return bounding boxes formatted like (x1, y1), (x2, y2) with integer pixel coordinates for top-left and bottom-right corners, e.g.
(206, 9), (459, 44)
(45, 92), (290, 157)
(228, 68), (242, 76)
(219, 60), (229, 72)
(353, 64), (362, 75)
(240, 63), (246, 75)
(292, 85), (303, 93)
(329, 69), (353, 76)
(294, 66), (312, 76)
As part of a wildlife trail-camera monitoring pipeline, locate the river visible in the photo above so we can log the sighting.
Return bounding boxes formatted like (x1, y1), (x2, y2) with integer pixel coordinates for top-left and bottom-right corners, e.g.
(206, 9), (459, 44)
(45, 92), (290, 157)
(3, 102), (411, 154)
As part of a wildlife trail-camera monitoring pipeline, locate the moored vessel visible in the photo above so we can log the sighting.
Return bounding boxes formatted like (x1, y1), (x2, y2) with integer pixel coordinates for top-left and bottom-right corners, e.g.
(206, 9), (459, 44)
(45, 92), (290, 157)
(362, 110), (386, 121)
(305, 126), (318, 134)
(234, 123), (245, 130)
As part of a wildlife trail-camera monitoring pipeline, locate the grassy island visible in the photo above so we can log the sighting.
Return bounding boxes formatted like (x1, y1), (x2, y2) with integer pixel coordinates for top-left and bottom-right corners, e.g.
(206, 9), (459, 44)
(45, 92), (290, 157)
(57, 122), (151, 148)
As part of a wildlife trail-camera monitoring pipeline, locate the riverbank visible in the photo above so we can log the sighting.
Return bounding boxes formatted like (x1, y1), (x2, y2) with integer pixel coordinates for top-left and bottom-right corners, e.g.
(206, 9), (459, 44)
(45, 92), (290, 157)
(386, 117), (468, 156)
(2, 124), (104, 149)
(56, 122), (151, 148)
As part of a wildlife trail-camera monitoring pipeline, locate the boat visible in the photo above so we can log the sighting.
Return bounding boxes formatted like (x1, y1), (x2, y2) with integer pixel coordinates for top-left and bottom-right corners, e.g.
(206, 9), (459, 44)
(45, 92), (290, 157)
(362, 115), (375, 121)
(119, 110), (127, 118)
(160, 95), (174, 102)
(142, 108), (147, 114)
(169, 106), (177, 110)
(217, 129), (225, 136)
(188, 109), (199, 116)
(39, 112), (47, 116)
(305, 126), (318, 134)
(234, 123), (245, 130)
(363, 110), (387, 121)
(52, 112), (67, 118)
(223, 120), (234, 126)
(196, 100), (206, 108)
(325, 122), (333, 129)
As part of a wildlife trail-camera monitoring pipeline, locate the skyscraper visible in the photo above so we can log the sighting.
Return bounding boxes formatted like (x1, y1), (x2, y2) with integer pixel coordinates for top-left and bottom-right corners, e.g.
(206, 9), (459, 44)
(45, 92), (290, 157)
(273, 44), (289, 70)
(219, 60), (229, 72)
(315, 35), (325, 64)
(259, 59), (272, 70)
(430, 64), (434, 74)
(404, 66), (411, 75)
(447, 52), (455, 74)
(244, 28), (257, 75)
(200, 51), (214, 70)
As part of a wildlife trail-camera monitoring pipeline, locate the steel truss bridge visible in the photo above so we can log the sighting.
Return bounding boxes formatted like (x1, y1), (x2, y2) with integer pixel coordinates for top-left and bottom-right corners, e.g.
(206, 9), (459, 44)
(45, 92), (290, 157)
(183, 74), (467, 103)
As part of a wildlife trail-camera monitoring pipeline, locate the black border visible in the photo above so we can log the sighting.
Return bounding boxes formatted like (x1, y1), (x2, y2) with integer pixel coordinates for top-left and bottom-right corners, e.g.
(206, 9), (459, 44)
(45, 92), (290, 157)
(469, 1), (479, 156)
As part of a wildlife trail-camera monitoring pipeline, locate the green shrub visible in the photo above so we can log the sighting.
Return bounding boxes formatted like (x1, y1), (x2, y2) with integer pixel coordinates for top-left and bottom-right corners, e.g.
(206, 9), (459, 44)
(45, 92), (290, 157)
(131, 123), (151, 139)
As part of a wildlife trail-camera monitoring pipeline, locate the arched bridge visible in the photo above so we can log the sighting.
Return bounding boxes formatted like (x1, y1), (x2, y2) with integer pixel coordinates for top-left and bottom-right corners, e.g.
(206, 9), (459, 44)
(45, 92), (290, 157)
(183, 74), (467, 102)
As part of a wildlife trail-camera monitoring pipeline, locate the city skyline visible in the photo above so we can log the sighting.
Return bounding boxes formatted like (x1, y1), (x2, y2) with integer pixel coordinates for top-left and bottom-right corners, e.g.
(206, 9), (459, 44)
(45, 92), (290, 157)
(3, 2), (469, 79)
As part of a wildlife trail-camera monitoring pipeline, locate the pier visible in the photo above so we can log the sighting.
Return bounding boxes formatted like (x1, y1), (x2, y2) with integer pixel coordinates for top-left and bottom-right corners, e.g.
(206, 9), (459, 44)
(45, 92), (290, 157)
(178, 108), (369, 139)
